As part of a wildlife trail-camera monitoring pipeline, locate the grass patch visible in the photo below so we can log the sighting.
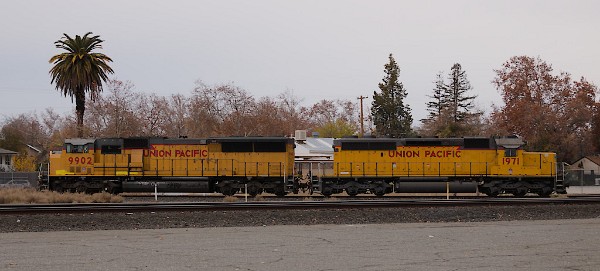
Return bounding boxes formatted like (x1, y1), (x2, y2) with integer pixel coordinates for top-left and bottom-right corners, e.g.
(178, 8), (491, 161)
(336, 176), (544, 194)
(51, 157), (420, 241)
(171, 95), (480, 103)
(0, 188), (124, 204)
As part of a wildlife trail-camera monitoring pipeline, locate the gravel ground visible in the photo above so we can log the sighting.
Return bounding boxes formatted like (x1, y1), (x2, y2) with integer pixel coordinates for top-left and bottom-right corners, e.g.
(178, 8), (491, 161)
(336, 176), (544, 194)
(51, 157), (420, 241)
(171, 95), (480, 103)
(2, 203), (600, 233)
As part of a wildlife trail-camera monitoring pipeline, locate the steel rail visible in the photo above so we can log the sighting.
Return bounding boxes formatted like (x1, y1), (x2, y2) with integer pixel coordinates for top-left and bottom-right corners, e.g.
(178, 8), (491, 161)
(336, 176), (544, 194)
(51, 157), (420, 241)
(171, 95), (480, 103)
(2, 197), (600, 214)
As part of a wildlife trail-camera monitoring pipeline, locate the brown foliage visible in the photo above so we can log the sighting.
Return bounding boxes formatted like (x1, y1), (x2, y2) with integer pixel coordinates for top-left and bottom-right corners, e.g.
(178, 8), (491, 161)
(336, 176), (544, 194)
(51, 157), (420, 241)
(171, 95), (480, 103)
(0, 109), (71, 164)
(0, 189), (123, 204)
(492, 56), (597, 162)
(2, 80), (367, 155)
(306, 99), (359, 137)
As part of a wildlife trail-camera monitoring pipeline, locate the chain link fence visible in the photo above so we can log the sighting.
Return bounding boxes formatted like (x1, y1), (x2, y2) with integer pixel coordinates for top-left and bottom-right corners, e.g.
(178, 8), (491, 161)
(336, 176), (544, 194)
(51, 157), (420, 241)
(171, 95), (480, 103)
(564, 169), (600, 186)
(0, 172), (41, 187)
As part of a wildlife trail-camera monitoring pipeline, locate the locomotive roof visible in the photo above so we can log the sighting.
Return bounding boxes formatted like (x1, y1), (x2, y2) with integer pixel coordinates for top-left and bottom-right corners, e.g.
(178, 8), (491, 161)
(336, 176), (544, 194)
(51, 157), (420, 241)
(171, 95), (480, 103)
(333, 137), (499, 149)
(66, 137), (294, 147)
(334, 137), (485, 144)
(207, 137), (295, 143)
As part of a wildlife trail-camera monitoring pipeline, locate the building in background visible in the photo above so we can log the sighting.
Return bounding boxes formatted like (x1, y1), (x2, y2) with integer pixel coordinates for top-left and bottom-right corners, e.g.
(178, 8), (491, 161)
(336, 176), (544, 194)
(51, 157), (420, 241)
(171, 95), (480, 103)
(566, 156), (600, 186)
(0, 148), (17, 172)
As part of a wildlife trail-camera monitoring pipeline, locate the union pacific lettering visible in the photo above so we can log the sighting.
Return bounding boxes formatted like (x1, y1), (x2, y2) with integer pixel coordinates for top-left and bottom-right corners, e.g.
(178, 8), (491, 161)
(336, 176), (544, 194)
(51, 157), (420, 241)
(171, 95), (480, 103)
(144, 146), (208, 158)
(389, 148), (462, 158)
(389, 150), (420, 158)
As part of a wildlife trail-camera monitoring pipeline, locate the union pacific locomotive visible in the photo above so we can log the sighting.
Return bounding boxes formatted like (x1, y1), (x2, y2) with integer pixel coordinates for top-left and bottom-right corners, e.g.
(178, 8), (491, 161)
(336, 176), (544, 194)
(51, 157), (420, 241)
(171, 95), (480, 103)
(49, 137), (295, 196)
(318, 137), (562, 197)
(48, 136), (565, 197)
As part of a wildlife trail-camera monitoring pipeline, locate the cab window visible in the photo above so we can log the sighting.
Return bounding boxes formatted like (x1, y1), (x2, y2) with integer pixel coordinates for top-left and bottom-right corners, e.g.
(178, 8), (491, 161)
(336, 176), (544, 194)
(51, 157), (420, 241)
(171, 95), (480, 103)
(66, 144), (89, 153)
(505, 148), (517, 157)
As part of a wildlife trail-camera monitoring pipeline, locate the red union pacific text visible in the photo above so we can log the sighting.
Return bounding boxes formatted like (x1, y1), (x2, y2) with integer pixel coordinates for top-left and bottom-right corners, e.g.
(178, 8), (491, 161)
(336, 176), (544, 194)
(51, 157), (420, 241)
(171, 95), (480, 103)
(424, 150), (461, 158)
(388, 150), (420, 158)
(144, 148), (208, 158)
(388, 149), (462, 159)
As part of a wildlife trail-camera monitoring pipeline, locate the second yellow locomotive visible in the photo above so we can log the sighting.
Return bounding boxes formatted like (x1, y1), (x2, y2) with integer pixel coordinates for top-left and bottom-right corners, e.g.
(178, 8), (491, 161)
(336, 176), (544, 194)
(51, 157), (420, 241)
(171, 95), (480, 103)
(316, 136), (560, 197)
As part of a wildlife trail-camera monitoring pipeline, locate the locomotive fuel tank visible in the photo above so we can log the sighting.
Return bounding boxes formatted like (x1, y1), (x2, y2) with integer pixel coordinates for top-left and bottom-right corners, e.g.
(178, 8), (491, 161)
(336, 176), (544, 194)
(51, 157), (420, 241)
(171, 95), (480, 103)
(122, 178), (212, 193)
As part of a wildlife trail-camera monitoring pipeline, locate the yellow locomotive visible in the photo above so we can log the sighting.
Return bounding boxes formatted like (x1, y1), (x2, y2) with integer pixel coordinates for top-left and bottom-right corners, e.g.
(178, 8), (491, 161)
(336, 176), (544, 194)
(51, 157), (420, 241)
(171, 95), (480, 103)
(49, 137), (295, 196)
(49, 135), (564, 197)
(316, 136), (561, 197)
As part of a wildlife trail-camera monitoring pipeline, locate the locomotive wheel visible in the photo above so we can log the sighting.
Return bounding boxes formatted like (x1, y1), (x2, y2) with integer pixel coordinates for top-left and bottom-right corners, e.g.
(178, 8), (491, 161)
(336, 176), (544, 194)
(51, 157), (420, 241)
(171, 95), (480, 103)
(247, 184), (262, 197)
(484, 187), (500, 197)
(537, 187), (553, 197)
(373, 186), (386, 197)
(221, 185), (237, 196)
(75, 184), (88, 194)
(103, 185), (114, 194)
(53, 183), (64, 193)
(321, 186), (333, 197)
(346, 186), (359, 197)
(513, 187), (527, 197)
(274, 186), (286, 197)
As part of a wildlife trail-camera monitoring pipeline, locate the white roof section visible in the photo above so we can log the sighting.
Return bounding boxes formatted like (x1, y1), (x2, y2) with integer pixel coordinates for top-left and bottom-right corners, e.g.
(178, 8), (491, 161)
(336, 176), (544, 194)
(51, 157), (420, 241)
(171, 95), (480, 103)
(0, 148), (17, 155)
(295, 137), (334, 160)
(495, 137), (525, 149)
(65, 138), (96, 145)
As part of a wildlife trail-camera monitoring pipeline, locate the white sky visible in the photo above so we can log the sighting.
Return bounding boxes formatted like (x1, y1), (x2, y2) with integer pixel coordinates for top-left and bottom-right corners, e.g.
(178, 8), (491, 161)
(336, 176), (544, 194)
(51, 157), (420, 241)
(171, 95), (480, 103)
(0, 0), (598, 123)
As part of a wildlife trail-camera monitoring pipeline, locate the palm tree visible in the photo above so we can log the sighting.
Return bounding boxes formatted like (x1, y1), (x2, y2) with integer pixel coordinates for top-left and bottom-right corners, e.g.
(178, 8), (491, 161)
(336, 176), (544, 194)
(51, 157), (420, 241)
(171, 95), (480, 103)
(49, 32), (114, 137)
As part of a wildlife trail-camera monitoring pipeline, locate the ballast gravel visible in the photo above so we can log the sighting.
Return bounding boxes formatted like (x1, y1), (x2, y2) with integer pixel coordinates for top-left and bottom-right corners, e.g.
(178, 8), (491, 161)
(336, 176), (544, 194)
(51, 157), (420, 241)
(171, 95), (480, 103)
(2, 204), (600, 233)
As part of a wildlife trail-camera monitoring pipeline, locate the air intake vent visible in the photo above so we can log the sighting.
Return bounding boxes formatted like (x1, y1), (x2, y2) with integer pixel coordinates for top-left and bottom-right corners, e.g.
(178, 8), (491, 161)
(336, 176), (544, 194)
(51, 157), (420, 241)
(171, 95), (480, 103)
(295, 130), (307, 141)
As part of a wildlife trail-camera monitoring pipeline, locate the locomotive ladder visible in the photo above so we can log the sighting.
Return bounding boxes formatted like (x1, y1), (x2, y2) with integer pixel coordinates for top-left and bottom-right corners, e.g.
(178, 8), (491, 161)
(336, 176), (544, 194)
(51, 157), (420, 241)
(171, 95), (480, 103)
(555, 162), (567, 194)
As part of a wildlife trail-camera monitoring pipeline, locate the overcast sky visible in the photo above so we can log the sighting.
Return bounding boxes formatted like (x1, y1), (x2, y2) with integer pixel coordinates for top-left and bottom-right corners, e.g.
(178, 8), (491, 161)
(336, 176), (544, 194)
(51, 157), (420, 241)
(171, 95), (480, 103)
(1, 0), (598, 123)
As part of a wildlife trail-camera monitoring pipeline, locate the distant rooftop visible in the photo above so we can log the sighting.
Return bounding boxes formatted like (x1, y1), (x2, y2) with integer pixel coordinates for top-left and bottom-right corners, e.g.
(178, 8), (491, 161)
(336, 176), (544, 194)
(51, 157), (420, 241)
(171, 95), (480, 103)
(0, 148), (17, 155)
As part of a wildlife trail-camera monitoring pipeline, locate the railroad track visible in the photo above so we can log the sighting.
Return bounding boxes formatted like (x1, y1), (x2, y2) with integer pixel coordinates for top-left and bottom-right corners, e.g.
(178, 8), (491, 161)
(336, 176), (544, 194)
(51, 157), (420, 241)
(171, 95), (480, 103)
(2, 197), (600, 214)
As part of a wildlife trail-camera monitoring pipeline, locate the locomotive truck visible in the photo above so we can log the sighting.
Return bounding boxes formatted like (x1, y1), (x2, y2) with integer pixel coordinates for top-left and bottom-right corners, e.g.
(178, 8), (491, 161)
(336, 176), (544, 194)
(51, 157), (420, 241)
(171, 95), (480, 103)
(47, 136), (565, 197)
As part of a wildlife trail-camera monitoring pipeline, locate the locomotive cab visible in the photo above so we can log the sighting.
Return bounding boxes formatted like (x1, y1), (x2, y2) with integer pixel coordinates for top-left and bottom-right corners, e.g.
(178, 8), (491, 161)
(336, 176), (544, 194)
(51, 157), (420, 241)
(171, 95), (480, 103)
(48, 138), (96, 192)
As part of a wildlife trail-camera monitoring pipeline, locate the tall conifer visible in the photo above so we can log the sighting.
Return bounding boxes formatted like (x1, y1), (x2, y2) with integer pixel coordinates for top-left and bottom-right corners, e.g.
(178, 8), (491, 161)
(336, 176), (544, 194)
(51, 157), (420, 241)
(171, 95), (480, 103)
(371, 54), (413, 137)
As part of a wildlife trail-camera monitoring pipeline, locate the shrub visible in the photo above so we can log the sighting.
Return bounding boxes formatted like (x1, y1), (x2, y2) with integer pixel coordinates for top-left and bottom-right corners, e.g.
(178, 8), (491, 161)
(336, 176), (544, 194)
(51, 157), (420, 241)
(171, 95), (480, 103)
(0, 188), (124, 204)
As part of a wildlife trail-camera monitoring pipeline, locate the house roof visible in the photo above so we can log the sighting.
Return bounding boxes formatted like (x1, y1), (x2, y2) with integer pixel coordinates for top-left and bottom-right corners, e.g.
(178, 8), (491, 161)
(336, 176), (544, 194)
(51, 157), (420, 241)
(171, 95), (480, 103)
(569, 156), (600, 168)
(0, 148), (17, 155)
(585, 156), (600, 166)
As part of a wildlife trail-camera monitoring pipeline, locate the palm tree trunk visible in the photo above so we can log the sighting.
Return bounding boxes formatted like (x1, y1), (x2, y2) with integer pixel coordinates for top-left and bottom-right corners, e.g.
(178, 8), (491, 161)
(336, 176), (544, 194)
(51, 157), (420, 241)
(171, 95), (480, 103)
(75, 89), (86, 137)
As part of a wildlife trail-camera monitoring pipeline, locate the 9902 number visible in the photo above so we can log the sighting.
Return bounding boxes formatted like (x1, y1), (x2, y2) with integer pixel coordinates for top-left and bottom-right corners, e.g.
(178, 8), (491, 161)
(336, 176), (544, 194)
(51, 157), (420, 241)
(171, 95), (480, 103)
(68, 157), (93, 165)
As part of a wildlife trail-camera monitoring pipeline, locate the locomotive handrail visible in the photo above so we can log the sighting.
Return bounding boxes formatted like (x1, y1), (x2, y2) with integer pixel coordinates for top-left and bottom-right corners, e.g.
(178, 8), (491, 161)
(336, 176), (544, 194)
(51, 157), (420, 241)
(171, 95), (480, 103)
(90, 158), (289, 177)
(329, 161), (557, 178)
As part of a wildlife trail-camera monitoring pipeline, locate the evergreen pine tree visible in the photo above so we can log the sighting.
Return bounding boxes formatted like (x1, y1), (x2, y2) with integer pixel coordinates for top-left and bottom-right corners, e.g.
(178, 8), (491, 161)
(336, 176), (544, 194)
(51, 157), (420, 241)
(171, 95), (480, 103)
(423, 72), (448, 123)
(371, 54), (413, 137)
(421, 63), (480, 137)
(445, 63), (476, 122)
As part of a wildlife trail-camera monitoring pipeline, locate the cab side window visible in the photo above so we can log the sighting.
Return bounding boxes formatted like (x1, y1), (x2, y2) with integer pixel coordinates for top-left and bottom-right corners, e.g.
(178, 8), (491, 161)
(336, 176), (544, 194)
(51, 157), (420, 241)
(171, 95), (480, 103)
(505, 148), (517, 157)
(66, 144), (89, 153)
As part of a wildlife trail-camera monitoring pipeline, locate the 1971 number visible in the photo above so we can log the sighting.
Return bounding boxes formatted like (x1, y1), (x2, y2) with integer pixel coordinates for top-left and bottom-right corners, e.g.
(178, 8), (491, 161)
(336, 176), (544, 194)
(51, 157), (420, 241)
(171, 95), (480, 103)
(503, 157), (519, 165)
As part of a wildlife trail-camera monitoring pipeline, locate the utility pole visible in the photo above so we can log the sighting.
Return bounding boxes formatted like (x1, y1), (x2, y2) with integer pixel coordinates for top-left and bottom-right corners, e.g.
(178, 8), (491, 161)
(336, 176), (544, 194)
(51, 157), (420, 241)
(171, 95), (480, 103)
(357, 95), (367, 137)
